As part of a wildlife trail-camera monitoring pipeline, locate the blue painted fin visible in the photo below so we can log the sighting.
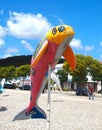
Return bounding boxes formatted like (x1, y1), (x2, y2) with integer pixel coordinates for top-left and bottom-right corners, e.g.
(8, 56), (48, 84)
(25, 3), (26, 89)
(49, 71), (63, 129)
(31, 106), (47, 119)
(13, 106), (46, 121)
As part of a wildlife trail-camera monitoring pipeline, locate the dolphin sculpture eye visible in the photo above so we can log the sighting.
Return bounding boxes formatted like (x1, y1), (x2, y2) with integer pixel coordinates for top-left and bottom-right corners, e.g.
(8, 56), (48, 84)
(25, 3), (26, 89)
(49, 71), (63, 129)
(58, 26), (65, 32)
(52, 28), (57, 35)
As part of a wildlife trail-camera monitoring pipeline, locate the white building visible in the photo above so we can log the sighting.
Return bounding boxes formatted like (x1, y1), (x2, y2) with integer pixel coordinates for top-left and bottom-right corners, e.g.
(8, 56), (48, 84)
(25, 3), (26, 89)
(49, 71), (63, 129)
(54, 63), (101, 92)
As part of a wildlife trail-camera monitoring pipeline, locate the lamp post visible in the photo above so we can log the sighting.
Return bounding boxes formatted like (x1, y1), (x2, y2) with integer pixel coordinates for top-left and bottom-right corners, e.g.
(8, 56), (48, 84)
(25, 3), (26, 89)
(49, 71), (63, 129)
(47, 65), (51, 130)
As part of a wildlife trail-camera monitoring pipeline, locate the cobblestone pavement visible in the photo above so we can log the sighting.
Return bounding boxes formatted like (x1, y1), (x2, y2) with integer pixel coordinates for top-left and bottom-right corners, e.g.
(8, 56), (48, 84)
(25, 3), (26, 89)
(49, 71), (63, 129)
(0, 89), (102, 130)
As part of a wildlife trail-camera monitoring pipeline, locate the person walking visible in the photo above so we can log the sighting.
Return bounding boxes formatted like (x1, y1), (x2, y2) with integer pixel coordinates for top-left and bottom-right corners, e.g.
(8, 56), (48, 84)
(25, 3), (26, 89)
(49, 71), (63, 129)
(88, 85), (94, 100)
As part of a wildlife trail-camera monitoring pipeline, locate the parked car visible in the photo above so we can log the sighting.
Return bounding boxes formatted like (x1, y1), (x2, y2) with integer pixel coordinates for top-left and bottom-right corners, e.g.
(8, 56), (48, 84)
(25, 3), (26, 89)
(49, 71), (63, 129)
(98, 89), (102, 94)
(76, 87), (88, 96)
(19, 85), (31, 90)
(4, 83), (16, 89)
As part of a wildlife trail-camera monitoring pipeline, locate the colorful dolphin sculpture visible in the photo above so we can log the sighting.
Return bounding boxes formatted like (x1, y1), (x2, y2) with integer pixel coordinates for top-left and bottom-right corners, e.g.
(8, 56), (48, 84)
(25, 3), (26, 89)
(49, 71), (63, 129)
(13, 25), (76, 121)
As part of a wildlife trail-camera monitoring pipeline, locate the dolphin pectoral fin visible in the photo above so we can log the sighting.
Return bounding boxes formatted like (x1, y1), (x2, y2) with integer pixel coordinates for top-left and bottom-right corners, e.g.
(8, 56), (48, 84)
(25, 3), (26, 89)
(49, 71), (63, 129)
(31, 40), (48, 68)
(63, 45), (76, 70)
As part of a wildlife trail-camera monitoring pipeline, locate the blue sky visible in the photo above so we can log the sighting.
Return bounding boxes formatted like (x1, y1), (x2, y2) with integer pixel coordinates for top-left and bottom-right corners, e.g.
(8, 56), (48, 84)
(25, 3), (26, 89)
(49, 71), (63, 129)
(0, 0), (102, 61)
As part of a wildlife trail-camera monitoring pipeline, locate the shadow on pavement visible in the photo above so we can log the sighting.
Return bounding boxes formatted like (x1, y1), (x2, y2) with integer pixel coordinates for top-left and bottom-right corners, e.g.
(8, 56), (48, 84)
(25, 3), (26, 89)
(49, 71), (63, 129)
(2, 94), (10, 97)
(52, 100), (64, 102)
(0, 106), (7, 112)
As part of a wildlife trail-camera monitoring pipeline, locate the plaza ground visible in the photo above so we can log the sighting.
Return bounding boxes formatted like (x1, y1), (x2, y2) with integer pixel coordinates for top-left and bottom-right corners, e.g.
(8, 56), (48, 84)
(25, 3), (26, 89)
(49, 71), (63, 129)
(0, 89), (102, 130)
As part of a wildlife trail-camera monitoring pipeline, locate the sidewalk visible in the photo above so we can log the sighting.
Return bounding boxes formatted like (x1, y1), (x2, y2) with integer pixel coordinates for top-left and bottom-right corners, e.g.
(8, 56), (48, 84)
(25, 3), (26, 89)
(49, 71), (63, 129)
(0, 89), (102, 130)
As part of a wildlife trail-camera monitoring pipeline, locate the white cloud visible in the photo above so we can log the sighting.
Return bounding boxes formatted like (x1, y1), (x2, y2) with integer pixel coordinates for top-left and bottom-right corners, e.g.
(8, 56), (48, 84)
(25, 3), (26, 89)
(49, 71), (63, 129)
(0, 9), (4, 15)
(84, 45), (94, 51)
(6, 48), (19, 53)
(21, 40), (34, 52)
(70, 38), (83, 49)
(0, 25), (6, 38)
(0, 39), (5, 46)
(58, 18), (64, 24)
(70, 38), (94, 52)
(3, 53), (12, 58)
(100, 41), (102, 47)
(52, 15), (65, 24)
(0, 25), (6, 47)
(7, 12), (52, 39)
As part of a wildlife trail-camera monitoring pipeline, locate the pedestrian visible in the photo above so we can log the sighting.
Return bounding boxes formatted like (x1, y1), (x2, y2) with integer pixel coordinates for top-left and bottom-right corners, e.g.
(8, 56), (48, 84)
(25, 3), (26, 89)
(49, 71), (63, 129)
(88, 84), (94, 100)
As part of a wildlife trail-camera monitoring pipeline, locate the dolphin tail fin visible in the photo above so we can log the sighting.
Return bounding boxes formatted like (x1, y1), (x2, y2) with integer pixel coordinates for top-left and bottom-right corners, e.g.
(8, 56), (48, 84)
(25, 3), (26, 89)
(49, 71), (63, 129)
(13, 106), (46, 121)
(30, 106), (47, 119)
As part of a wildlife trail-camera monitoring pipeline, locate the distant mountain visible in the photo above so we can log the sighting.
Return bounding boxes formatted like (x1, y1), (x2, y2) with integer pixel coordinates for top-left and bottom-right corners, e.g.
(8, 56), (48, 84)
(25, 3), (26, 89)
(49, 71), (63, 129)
(0, 55), (32, 67)
(0, 55), (65, 67)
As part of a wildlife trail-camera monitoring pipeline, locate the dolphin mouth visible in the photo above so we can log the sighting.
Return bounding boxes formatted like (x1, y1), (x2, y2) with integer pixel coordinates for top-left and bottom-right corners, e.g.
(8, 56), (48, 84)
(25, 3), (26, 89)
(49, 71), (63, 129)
(54, 35), (74, 64)
(63, 35), (74, 49)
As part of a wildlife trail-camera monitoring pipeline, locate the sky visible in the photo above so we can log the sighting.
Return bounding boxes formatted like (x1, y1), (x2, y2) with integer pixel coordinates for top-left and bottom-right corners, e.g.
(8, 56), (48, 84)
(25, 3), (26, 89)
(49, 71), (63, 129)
(0, 0), (102, 61)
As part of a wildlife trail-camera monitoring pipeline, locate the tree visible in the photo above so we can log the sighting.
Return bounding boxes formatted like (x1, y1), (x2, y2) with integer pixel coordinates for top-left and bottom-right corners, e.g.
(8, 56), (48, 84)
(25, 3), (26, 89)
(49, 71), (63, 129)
(99, 65), (102, 90)
(6, 66), (16, 80)
(89, 59), (102, 90)
(89, 59), (101, 80)
(0, 67), (7, 79)
(16, 64), (30, 87)
(63, 54), (102, 89)
(63, 54), (88, 83)
(16, 64), (30, 77)
(0, 66), (16, 80)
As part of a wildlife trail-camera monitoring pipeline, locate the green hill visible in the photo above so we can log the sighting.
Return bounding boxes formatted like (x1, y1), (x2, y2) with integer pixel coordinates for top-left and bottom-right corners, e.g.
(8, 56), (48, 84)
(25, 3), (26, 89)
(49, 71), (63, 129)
(0, 55), (32, 67)
(0, 55), (65, 67)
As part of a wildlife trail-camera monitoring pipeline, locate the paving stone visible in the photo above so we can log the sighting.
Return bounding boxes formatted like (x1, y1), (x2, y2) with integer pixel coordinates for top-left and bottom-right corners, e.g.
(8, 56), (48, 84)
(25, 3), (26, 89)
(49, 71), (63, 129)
(0, 89), (102, 130)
